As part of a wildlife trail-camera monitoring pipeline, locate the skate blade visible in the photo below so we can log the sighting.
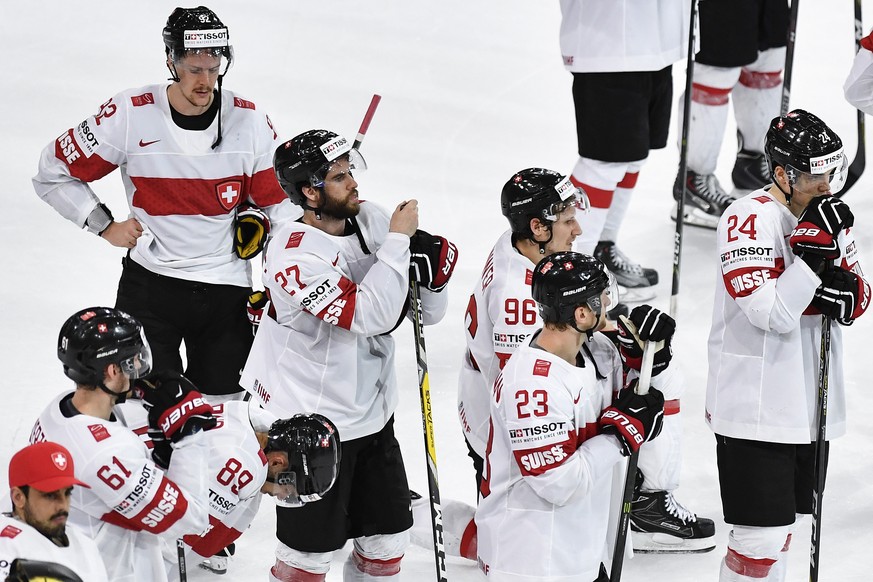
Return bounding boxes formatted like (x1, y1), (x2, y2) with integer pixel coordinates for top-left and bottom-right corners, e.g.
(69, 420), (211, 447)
(670, 203), (718, 230)
(631, 531), (716, 554)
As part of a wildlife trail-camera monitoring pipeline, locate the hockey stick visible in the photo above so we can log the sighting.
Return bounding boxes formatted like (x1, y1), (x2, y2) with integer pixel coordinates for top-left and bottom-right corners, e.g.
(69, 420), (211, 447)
(780, 0), (800, 115)
(610, 340), (658, 582)
(410, 280), (449, 582)
(670, 0), (698, 318)
(177, 539), (188, 582)
(809, 316), (831, 582)
(353, 94), (382, 150)
(838, 0), (866, 198)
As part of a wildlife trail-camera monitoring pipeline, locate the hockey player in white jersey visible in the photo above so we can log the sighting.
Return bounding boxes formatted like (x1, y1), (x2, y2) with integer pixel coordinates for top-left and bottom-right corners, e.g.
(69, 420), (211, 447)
(0, 442), (108, 581)
(30, 307), (214, 582)
(31, 6), (298, 400)
(844, 25), (873, 114)
(242, 129), (457, 581)
(457, 168), (714, 555)
(476, 251), (667, 581)
(707, 109), (869, 581)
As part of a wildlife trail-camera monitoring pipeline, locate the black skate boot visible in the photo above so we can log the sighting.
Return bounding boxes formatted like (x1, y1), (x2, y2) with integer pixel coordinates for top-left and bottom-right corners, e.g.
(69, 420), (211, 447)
(593, 241), (657, 303)
(732, 149), (770, 191)
(671, 169), (733, 230)
(630, 490), (716, 554)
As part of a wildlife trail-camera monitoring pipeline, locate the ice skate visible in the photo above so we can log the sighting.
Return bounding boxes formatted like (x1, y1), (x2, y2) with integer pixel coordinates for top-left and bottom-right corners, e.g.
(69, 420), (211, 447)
(630, 490), (716, 554)
(198, 543), (235, 575)
(594, 241), (657, 302)
(671, 169), (733, 230)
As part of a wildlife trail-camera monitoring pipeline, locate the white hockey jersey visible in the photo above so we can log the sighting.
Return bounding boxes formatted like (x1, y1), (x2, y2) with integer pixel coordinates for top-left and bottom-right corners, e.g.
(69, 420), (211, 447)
(475, 333), (625, 582)
(241, 202), (448, 440)
(0, 513), (109, 582)
(32, 83), (299, 287)
(30, 391), (210, 582)
(559, 0), (690, 73)
(844, 42), (873, 115)
(706, 189), (869, 443)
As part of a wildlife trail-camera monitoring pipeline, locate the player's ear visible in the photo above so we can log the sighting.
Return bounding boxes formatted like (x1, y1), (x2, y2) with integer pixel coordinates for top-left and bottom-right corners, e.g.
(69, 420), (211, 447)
(11, 486), (27, 510)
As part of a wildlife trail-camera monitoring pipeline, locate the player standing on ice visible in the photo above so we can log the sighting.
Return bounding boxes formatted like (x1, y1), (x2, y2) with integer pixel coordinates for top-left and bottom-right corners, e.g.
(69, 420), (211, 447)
(29, 307), (216, 582)
(32, 6), (296, 402)
(0, 442), (108, 581)
(476, 251), (667, 581)
(707, 109), (869, 581)
(241, 129), (458, 581)
(455, 168), (713, 557)
(673, 0), (790, 228)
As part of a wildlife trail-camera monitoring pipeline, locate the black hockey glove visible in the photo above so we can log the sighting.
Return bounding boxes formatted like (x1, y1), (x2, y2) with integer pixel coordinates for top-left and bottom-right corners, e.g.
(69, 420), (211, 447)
(599, 382), (665, 456)
(234, 204), (271, 260)
(141, 372), (216, 443)
(409, 229), (459, 292)
(615, 305), (674, 376)
(811, 267), (871, 325)
(6, 559), (84, 582)
(790, 196), (854, 272)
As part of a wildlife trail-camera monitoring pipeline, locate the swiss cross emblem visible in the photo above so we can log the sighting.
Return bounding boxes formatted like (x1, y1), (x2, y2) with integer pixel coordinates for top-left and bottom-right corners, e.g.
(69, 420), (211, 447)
(98, 323), (108, 333)
(51, 452), (68, 471)
(216, 180), (242, 211)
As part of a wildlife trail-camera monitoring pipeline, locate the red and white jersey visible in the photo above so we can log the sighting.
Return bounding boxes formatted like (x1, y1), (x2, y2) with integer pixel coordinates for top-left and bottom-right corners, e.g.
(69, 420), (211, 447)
(707, 189), (869, 443)
(844, 43), (873, 115)
(459, 231), (542, 457)
(30, 391), (210, 582)
(475, 333), (625, 581)
(32, 83), (299, 287)
(0, 514), (109, 582)
(241, 202), (448, 440)
(559, 0), (689, 73)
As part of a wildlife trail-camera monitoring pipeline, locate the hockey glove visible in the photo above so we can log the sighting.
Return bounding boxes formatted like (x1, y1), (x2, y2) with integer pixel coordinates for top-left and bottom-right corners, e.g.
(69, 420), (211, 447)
(811, 267), (871, 325)
(234, 204), (271, 260)
(141, 372), (216, 443)
(599, 383), (665, 456)
(247, 290), (272, 331)
(615, 305), (674, 376)
(409, 229), (459, 292)
(790, 196), (854, 272)
(6, 558), (84, 582)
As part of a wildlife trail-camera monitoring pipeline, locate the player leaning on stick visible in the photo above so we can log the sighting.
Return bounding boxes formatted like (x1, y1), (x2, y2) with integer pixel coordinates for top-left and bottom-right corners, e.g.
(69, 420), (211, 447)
(707, 109), (869, 582)
(475, 251), (668, 581)
(32, 6), (297, 402)
(241, 129), (458, 581)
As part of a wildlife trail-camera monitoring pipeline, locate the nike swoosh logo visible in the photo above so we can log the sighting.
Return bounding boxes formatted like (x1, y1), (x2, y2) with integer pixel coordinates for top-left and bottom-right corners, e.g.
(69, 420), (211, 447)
(139, 139), (161, 147)
(332, 253), (340, 266)
(574, 392), (582, 404)
(629, 406), (645, 414)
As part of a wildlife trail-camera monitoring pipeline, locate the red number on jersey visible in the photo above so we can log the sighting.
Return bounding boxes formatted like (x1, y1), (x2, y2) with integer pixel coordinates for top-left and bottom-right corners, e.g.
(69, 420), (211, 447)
(465, 295), (479, 339)
(216, 458), (254, 496)
(94, 99), (117, 126)
(726, 214), (758, 242)
(275, 265), (306, 296)
(505, 298), (537, 326)
(97, 456), (132, 490)
(515, 389), (549, 419)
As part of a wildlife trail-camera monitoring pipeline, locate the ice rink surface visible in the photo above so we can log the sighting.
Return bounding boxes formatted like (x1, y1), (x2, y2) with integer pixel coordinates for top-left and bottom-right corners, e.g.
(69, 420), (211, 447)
(2, 1), (872, 580)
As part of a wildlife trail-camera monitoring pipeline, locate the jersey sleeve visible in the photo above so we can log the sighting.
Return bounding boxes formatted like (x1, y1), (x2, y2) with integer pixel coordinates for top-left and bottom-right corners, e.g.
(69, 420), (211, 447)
(32, 94), (127, 227)
(268, 232), (411, 335)
(844, 45), (873, 115)
(717, 200), (820, 333)
(499, 367), (623, 507)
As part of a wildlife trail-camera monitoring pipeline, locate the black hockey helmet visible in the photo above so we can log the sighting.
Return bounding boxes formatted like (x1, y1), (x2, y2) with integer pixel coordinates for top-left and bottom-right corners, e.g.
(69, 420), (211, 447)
(57, 307), (152, 386)
(764, 109), (847, 194)
(273, 129), (367, 209)
(163, 6), (233, 65)
(500, 168), (589, 238)
(531, 252), (616, 330)
(264, 413), (341, 507)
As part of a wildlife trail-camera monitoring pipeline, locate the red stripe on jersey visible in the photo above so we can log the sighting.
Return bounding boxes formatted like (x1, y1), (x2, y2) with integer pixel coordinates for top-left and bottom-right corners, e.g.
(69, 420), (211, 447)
(739, 70), (782, 89)
(513, 438), (575, 477)
(314, 276), (357, 330)
(55, 129), (118, 182)
(692, 83), (731, 106)
(722, 259), (785, 299)
(184, 515), (243, 558)
(575, 183), (613, 209)
(617, 171), (639, 189)
(664, 399), (680, 416)
(131, 175), (250, 216)
(249, 167), (287, 207)
(102, 475), (190, 534)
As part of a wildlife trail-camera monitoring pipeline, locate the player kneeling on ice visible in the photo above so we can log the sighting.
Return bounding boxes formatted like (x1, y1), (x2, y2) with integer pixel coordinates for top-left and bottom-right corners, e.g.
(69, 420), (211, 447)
(475, 252), (669, 582)
(707, 109), (869, 582)
(29, 307), (213, 582)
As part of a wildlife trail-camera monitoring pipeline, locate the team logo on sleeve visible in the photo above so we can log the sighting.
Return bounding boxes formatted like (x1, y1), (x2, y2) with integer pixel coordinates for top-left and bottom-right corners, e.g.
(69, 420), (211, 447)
(216, 180), (242, 211)
(533, 359), (551, 377)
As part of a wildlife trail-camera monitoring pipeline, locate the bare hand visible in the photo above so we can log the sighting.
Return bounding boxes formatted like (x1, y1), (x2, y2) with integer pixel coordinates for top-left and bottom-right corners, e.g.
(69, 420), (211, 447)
(102, 218), (144, 249)
(389, 199), (419, 237)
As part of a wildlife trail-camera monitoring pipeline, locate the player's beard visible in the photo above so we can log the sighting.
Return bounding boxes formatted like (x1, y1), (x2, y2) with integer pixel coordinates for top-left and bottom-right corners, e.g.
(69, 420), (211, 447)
(23, 504), (69, 543)
(321, 189), (361, 220)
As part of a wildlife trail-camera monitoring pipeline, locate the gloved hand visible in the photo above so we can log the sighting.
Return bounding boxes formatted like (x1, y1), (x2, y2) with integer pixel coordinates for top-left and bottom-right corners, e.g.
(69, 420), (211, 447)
(811, 267), (870, 325)
(409, 229), (458, 292)
(234, 204), (271, 260)
(6, 558), (84, 582)
(790, 196), (854, 272)
(141, 372), (216, 443)
(247, 290), (271, 330)
(615, 305), (674, 376)
(599, 383), (665, 456)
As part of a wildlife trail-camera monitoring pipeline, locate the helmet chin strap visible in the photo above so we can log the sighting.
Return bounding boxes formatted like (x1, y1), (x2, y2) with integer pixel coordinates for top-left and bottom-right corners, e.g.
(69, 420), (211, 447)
(535, 224), (554, 255)
(97, 381), (128, 405)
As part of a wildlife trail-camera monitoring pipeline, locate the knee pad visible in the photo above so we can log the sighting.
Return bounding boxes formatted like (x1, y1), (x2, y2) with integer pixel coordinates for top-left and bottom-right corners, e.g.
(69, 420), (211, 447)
(744, 47), (787, 73)
(724, 524), (793, 577)
(273, 542), (332, 579)
(638, 411), (682, 491)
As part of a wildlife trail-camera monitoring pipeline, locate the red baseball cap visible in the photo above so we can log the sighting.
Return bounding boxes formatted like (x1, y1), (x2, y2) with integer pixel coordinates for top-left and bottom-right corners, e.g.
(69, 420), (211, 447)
(8, 442), (90, 492)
